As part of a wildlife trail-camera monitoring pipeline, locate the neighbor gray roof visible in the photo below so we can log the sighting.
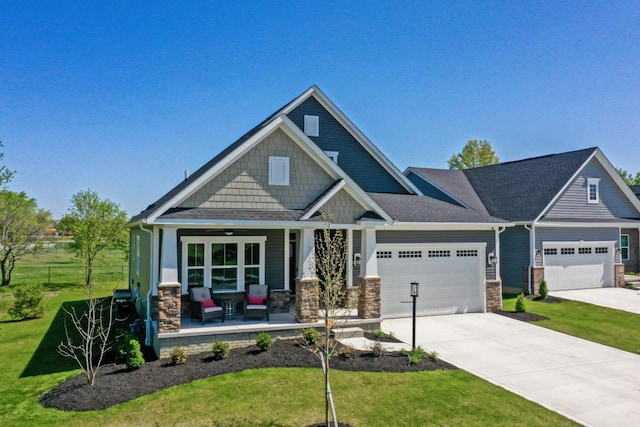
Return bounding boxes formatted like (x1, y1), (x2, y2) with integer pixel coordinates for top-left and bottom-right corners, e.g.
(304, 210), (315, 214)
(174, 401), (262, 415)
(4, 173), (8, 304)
(631, 185), (640, 199)
(407, 167), (488, 214)
(368, 193), (509, 224)
(462, 147), (598, 221)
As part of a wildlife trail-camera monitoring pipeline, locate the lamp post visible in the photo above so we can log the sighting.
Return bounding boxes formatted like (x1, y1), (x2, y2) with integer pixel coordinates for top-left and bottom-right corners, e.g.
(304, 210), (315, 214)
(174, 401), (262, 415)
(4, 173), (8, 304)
(410, 281), (419, 350)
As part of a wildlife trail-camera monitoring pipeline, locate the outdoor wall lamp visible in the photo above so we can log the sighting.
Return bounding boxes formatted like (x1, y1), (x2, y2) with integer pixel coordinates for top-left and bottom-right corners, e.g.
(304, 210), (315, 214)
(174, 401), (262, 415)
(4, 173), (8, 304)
(353, 252), (361, 267)
(487, 250), (498, 266)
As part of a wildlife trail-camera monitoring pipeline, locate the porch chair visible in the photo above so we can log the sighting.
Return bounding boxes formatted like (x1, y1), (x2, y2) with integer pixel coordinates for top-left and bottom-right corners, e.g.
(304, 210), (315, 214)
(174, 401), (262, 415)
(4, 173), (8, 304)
(244, 284), (270, 321)
(189, 287), (224, 325)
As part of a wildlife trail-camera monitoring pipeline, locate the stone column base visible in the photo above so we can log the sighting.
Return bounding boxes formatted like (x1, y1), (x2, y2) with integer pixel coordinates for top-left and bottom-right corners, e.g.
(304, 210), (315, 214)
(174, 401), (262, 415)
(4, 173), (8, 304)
(357, 276), (381, 319)
(345, 286), (359, 309)
(614, 263), (625, 288)
(485, 280), (502, 312)
(522, 266), (545, 295)
(295, 278), (319, 323)
(157, 282), (182, 333)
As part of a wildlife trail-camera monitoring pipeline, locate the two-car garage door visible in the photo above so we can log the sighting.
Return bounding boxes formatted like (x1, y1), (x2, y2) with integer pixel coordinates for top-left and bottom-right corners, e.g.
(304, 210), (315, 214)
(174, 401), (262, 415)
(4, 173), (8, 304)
(378, 243), (486, 318)
(543, 241), (615, 291)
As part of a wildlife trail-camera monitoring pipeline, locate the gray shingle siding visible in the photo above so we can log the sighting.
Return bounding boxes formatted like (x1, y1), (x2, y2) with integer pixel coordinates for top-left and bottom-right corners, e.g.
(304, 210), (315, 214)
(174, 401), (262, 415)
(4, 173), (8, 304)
(376, 230), (496, 280)
(405, 172), (464, 207)
(176, 229), (285, 290)
(544, 158), (640, 220)
(500, 226), (530, 288)
(287, 97), (410, 194)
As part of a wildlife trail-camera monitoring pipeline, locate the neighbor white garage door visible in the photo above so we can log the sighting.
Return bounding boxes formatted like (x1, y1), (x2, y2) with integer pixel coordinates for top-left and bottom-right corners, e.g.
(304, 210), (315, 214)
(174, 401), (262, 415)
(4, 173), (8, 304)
(377, 243), (486, 318)
(543, 241), (615, 291)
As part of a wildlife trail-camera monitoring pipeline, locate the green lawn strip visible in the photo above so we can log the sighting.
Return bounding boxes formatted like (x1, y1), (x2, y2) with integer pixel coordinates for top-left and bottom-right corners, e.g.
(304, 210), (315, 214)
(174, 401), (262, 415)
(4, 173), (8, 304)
(20, 369), (577, 427)
(503, 294), (640, 354)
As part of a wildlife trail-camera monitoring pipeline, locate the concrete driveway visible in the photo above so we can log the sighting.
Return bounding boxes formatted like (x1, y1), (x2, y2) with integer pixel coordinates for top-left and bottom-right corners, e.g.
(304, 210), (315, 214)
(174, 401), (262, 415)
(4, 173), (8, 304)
(550, 287), (640, 314)
(383, 313), (640, 427)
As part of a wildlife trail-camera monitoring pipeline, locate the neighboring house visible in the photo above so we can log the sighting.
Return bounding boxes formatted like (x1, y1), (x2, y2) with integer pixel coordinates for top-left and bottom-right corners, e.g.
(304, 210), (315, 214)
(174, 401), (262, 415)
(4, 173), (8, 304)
(127, 86), (509, 356)
(407, 148), (640, 294)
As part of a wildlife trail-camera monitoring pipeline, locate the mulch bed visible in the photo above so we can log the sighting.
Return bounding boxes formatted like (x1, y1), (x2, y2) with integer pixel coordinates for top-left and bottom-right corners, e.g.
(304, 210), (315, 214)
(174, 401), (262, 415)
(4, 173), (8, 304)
(495, 310), (549, 322)
(40, 339), (456, 412)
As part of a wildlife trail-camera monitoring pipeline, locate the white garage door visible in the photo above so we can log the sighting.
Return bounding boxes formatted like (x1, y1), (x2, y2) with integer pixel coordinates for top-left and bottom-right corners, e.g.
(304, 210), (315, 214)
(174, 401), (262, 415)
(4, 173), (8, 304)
(377, 243), (486, 318)
(543, 241), (615, 291)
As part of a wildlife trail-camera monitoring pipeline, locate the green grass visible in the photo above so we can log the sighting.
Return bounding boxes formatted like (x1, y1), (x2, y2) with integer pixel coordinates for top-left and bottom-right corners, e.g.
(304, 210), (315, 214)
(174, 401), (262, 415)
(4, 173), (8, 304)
(10, 246), (127, 286)
(503, 294), (640, 354)
(0, 250), (577, 426)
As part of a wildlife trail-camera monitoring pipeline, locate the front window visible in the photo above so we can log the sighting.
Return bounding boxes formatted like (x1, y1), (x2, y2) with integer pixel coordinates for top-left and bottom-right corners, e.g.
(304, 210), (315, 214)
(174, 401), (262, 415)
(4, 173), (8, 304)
(621, 234), (629, 260)
(182, 237), (266, 292)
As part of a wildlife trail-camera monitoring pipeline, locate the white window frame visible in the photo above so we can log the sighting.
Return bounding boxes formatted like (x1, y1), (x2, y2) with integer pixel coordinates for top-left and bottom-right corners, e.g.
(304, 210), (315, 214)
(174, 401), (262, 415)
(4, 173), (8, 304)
(325, 151), (339, 164)
(269, 156), (290, 186)
(587, 178), (600, 204)
(304, 115), (319, 137)
(181, 236), (267, 293)
(621, 234), (630, 261)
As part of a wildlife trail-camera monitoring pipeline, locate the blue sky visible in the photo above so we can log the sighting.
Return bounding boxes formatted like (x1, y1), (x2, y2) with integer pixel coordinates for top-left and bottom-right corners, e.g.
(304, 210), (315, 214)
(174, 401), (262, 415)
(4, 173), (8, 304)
(2, 1), (639, 218)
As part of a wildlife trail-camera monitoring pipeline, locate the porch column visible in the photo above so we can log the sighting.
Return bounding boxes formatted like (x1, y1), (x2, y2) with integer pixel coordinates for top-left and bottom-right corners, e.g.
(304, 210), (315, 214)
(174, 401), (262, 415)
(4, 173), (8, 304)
(160, 227), (179, 284)
(357, 228), (381, 319)
(158, 227), (181, 332)
(296, 228), (319, 323)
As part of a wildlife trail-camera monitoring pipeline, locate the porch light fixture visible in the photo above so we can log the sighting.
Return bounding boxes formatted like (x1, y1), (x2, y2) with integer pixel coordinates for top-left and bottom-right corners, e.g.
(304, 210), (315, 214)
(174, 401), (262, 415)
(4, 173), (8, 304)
(487, 250), (498, 266)
(353, 252), (361, 267)
(535, 249), (541, 257)
(410, 281), (419, 297)
(224, 229), (234, 236)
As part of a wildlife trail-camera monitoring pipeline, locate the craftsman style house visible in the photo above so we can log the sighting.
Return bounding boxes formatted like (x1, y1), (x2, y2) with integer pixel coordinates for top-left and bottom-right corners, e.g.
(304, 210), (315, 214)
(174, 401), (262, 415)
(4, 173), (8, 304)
(127, 86), (509, 356)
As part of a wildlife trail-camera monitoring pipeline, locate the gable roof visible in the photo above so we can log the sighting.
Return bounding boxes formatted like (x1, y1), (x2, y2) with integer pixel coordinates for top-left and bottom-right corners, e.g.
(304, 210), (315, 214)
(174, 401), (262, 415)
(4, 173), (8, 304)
(463, 147), (598, 222)
(129, 87), (400, 225)
(409, 147), (640, 223)
(405, 167), (488, 214)
(368, 193), (509, 225)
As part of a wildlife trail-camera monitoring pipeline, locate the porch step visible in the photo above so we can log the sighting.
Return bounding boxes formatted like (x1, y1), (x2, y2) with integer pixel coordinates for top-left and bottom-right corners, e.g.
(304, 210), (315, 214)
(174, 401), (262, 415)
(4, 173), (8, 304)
(332, 327), (364, 340)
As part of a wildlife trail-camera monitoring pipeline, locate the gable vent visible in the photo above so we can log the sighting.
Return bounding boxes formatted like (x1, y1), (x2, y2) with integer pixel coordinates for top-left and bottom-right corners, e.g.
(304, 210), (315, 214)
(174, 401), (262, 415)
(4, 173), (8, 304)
(304, 115), (319, 137)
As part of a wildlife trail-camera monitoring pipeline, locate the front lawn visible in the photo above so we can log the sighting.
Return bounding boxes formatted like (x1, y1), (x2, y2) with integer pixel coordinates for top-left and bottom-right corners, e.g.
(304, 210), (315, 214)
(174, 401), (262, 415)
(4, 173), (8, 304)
(0, 273), (577, 425)
(503, 294), (640, 354)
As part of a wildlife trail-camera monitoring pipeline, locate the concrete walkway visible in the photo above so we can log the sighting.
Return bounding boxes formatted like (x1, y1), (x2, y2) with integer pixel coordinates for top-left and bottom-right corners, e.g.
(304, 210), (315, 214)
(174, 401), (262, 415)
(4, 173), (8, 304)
(550, 287), (640, 314)
(383, 313), (640, 427)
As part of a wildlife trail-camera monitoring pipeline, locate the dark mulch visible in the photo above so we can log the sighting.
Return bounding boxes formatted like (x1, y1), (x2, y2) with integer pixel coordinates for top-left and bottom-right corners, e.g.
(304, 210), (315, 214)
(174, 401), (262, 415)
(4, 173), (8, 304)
(534, 295), (567, 304)
(496, 310), (549, 322)
(41, 339), (456, 412)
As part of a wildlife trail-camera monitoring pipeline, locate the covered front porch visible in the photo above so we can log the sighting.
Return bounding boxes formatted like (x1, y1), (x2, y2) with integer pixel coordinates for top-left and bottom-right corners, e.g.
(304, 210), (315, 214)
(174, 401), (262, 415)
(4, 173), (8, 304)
(152, 307), (382, 358)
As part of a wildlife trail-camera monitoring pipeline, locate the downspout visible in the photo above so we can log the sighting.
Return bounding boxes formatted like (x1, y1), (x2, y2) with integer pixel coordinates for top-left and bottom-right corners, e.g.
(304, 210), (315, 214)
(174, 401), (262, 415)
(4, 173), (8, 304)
(495, 226), (506, 282)
(139, 224), (153, 346)
(524, 224), (535, 295)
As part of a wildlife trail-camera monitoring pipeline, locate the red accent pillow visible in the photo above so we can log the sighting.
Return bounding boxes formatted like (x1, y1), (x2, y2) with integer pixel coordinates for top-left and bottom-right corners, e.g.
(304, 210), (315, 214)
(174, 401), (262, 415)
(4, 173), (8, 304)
(201, 299), (215, 308)
(247, 295), (266, 305)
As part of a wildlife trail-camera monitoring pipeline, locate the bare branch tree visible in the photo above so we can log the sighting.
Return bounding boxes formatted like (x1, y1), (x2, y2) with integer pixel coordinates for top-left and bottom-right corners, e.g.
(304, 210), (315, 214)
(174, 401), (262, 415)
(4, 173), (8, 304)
(57, 284), (115, 385)
(301, 213), (350, 427)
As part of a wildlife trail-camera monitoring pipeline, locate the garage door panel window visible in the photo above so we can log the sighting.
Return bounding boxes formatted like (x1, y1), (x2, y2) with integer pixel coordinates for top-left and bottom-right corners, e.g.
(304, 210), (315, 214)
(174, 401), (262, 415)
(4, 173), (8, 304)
(456, 250), (478, 257)
(561, 248), (575, 255)
(399, 250), (423, 258)
(428, 250), (450, 258)
(595, 247), (608, 254)
(377, 251), (392, 259)
(579, 247), (592, 254)
(544, 248), (557, 255)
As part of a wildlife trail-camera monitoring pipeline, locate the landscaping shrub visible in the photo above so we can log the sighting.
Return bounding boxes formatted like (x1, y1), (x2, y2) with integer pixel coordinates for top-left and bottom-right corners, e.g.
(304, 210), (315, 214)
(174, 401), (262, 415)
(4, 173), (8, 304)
(337, 345), (357, 359)
(539, 280), (548, 298)
(212, 341), (230, 360)
(407, 346), (425, 365)
(515, 293), (527, 313)
(116, 330), (136, 363)
(370, 341), (387, 357)
(125, 339), (145, 370)
(427, 350), (439, 362)
(169, 346), (187, 365)
(256, 332), (273, 351)
(8, 283), (45, 320)
(374, 329), (395, 340)
(302, 327), (321, 345)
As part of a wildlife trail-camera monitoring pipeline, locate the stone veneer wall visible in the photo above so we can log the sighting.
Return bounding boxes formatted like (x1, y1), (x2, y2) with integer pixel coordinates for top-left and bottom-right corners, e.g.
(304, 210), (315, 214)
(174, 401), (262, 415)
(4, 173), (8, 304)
(485, 280), (502, 312)
(345, 286), (359, 309)
(522, 266), (545, 295)
(614, 263), (625, 287)
(295, 278), (319, 323)
(357, 277), (381, 319)
(270, 289), (291, 313)
(157, 282), (181, 333)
